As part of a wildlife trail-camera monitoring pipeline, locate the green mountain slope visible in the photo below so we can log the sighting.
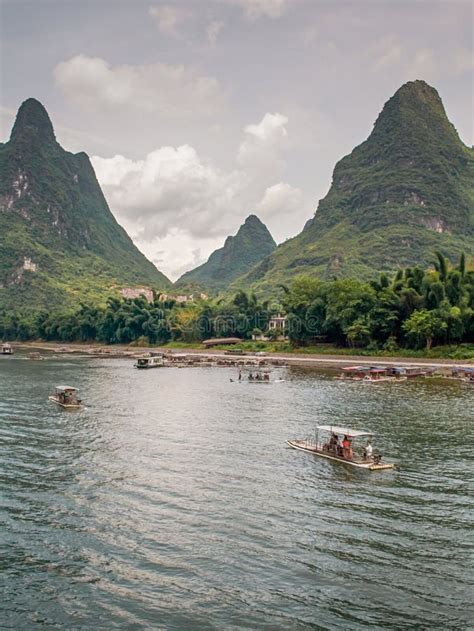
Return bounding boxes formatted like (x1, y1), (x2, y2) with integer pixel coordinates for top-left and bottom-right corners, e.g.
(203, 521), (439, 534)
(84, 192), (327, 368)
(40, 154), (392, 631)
(0, 98), (170, 310)
(237, 80), (474, 294)
(176, 214), (276, 293)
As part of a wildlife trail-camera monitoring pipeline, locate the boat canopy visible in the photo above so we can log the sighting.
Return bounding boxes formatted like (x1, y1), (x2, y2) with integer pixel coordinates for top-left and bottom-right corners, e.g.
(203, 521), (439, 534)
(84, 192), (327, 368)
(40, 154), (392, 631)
(341, 365), (388, 373)
(316, 425), (373, 437)
(55, 385), (78, 392)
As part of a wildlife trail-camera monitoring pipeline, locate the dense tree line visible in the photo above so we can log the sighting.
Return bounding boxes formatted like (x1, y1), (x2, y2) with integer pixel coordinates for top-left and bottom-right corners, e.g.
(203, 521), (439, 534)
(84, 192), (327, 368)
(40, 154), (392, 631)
(282, 252), (473, 350)
(0, 291), (272, 345)
(1, 253), (473, 352)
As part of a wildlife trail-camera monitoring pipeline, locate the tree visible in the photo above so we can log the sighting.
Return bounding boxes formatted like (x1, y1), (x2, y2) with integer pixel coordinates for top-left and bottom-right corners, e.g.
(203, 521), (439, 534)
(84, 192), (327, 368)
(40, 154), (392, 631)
(458, 252), (466, 279)
(434, 251), (448, 284)
(403, 310), (447, 350)
(346, 317), (371, 348)
(324, 279), (375, 345)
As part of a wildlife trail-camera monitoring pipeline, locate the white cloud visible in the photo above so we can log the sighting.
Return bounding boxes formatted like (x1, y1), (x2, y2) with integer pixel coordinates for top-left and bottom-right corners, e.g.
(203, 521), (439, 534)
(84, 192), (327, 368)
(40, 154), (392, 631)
(237, 112), (288, 180)
(136, 231), (226, 280)
(54, 55), (224, 119)
(223, 0), (288, 20)
(90, 111), (307, 279)
(256, 182), (311, 242)
(242, 111), (288, 142)
(206, 19), (224, 46)
(92, 145), (246, 243)
(256, 181), (302, 218)
(149, 5), (190, 35)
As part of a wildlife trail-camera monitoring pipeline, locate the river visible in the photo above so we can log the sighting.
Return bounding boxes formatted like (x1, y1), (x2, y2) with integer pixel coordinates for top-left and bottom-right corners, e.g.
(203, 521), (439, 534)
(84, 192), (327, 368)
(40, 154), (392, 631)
(1, 351), (473, 629)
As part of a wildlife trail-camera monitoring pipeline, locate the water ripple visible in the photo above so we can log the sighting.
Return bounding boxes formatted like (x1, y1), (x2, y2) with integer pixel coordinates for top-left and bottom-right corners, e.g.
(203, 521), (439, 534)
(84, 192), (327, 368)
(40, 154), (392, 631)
(0, 356), (473, 628)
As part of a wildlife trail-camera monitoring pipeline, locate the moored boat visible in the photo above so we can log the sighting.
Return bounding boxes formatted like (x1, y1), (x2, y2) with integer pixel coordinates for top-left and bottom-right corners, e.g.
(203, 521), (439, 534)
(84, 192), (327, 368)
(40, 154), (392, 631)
(134, 352), (164, 369)
(28, 352), (43, 360)
(48, 385), (82, 409)
(287, 425), (395, 471)
(451, 367), (474, 382)
(387, 366), (427, 379)
(337, 366), (400, 382)
(2, 342), (13, 355)
(361, 371), (399, 383)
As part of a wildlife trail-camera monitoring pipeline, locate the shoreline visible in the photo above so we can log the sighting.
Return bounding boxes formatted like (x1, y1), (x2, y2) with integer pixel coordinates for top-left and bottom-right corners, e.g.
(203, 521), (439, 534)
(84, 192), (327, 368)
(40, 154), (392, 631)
(13, 341), (474, 370)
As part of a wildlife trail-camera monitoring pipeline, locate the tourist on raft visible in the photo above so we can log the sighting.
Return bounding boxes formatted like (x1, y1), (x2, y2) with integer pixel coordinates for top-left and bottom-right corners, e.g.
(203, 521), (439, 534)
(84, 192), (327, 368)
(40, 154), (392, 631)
(363, 440), (373, 460)
(342, 435), (353, 460)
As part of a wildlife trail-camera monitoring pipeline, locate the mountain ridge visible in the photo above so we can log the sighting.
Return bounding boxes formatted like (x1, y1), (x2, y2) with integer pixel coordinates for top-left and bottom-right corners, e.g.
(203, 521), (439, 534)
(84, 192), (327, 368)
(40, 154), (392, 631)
(233, 80), (474, 293)
(176, 214), (276, 293)
(0, 98), (171, 310)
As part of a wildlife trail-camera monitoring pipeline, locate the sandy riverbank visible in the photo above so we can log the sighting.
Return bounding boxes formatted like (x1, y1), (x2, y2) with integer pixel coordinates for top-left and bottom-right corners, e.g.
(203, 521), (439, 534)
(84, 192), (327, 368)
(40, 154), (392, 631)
(14, 341), (474, 370)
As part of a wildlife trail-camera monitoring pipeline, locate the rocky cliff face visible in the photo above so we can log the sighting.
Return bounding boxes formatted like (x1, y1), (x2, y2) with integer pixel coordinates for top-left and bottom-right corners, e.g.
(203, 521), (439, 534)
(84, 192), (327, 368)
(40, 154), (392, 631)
(0, 98), (170, 309)
(176, 215), (276, 292)
(239, 81), (474, 293)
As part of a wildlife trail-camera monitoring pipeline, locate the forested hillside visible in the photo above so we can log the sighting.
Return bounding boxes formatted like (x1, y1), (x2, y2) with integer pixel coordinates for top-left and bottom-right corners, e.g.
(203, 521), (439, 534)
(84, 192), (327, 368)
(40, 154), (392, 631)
(0, 98), (170, 310)
(236, 81), (474, 294)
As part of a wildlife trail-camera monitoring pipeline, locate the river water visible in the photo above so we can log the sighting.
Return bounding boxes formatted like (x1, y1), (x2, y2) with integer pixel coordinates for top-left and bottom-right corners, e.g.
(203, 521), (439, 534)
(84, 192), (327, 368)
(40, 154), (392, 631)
(1, 352), (473, 629)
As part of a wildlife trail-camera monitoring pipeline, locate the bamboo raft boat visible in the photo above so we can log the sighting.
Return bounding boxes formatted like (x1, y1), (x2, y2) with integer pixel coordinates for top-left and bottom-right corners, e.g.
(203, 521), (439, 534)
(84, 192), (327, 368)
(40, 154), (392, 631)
(287, 425), (395, 471)
(48, 385), (83, 409)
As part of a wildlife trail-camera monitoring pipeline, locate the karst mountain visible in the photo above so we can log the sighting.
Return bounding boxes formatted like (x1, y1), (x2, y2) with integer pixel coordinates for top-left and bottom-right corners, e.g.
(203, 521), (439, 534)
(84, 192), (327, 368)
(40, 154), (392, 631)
(0, 98), (170, 310)
(176, 214), (276, 293)
(236, 80), (474, 293)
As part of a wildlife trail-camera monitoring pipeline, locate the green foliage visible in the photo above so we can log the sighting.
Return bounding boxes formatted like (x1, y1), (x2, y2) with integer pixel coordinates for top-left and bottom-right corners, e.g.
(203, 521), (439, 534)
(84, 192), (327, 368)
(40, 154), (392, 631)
(1, 257), (473, 358)
(0, 98), (170, 313)
(403, 310), (447, 350)
(279, 253), (473, 351)
(231, 81), (474, 295)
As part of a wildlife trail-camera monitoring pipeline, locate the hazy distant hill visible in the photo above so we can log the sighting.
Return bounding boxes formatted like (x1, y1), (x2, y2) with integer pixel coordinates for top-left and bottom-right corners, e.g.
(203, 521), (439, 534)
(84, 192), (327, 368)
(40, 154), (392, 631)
(0, 98), (170, 310)
(176, 215), (276, 293)
(236, 81), (474, 293)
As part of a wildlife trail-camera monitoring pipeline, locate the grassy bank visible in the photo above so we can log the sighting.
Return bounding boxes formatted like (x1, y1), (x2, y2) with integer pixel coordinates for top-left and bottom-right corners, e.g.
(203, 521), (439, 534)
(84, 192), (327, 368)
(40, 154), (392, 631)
(202, 341), (474, 361)
(16, 339), (474, 362)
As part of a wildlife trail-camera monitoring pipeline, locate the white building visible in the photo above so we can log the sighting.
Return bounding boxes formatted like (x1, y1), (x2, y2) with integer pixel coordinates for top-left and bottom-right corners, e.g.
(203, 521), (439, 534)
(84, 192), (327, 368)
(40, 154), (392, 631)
(252, 314), (288, 341)
(268, 314), (287, 331)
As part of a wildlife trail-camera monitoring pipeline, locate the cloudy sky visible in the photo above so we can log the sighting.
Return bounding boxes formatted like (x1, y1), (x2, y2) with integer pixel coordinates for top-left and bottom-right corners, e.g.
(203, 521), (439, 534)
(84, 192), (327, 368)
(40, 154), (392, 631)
(1, 0), (472, 280)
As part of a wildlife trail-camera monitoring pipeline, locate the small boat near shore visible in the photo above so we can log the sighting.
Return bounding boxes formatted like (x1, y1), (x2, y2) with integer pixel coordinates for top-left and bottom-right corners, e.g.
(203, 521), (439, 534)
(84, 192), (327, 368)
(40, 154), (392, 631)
(134, 352), (164, 369)
(231, 367), (285, 384)
(28, 351), (44, 360)
(337, 366), (401, 383)
(48, 385), (82, 409)
(2, 342), (13, 355)
(287, 425), (395, 471)
(451, 367), (474, 383)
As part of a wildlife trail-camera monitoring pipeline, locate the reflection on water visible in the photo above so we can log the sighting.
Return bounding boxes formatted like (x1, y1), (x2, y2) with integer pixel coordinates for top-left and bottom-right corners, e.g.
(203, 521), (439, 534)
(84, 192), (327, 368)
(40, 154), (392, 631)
(1, 353), (473, 629)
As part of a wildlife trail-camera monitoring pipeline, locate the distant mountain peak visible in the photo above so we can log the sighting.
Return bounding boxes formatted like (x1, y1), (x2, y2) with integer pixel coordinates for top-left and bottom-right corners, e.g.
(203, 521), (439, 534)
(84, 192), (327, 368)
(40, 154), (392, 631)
(396, 79), (437, 97)
(176, 214), (276, 292)
(244, 214), (262, 225)
(371, 79), (456, 141)
(10, 98), (57, 145)
(234, 214), (274, 240)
